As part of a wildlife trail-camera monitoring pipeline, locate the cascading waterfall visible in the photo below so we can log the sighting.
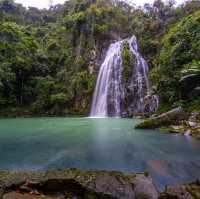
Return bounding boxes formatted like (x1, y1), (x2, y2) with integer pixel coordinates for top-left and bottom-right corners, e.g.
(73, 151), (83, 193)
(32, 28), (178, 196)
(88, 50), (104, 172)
(90, 39), (124, 117)
(90, 36), (158, 117)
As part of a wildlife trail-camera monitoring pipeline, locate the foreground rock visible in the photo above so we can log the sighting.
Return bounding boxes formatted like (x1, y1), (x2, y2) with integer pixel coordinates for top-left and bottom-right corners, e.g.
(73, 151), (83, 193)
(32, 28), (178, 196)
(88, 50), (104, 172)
(0, 169), (200, 199)
(159, 179), (200, 199)
(0, 169), (159, 199)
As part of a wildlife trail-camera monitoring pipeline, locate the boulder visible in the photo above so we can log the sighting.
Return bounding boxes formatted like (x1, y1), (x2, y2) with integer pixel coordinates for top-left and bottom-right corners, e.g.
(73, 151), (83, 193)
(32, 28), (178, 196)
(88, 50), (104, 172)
(160, 179), (200, 199)
(88, 173), (135, 199)
(132, 175), (159, 199)
(147, 160), (170, 177)
(135, 107), (189, 129)
(188, 121), (197, 128)
(159, 185), (193, 199)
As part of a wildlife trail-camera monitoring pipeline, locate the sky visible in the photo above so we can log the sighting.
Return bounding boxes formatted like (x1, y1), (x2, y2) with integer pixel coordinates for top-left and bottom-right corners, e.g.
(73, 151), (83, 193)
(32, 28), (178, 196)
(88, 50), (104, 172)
(15, 0), (186, 9)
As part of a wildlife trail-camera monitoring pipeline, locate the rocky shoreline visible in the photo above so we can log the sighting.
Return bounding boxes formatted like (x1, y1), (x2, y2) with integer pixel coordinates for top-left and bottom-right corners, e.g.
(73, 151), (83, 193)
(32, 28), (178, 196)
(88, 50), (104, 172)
(136, 107), (200, 140)
(0, 169), (199, 199)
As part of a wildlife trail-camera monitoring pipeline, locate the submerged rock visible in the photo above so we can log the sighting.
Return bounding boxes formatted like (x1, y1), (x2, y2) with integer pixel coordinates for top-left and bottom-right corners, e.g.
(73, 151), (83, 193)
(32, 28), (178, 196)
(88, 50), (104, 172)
(147, 160), (170, 177)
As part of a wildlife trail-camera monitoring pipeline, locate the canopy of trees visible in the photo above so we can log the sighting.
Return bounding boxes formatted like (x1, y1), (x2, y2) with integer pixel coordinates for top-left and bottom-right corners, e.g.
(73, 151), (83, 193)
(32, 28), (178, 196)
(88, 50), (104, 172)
(0, 0), (200, 116)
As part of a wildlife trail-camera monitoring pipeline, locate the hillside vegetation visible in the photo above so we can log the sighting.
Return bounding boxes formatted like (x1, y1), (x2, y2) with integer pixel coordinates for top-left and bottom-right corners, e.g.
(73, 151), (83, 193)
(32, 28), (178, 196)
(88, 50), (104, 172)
(0, 0), (200, 116)
(151, 10), (200, 112)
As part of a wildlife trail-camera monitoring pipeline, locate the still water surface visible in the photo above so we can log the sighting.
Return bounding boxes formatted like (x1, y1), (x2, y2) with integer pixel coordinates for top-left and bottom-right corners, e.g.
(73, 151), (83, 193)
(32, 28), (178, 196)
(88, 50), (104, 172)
(0, 117), (200, 190)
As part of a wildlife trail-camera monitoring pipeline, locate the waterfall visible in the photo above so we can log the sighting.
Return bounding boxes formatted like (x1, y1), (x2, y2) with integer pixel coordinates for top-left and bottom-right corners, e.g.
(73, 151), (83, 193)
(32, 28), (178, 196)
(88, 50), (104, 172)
(90, 36), (158, 117)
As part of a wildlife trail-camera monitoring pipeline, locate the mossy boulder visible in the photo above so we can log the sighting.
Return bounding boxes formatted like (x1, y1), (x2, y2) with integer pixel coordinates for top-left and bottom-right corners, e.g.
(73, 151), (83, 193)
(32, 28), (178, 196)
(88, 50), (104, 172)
(136, 119), (162, 129)
(135, 107), (189, 129)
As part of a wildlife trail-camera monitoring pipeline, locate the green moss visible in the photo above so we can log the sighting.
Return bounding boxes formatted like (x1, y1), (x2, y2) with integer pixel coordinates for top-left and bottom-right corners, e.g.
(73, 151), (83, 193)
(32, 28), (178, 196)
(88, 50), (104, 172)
(122, 42), (132, 87)
(184, 97), (200, 112)
(159, 126), (185, 134)
(135, 119), (167, 129)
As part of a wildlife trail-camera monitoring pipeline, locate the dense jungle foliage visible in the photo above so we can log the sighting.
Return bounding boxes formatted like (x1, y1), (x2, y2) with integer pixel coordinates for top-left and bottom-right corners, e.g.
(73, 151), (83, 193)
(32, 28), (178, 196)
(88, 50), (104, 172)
(0, 0), (200, 116)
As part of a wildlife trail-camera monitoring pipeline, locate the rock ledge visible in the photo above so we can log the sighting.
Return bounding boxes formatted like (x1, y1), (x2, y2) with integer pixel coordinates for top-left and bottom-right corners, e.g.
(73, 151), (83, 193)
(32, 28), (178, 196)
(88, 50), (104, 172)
(0, 169), (158, 199)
